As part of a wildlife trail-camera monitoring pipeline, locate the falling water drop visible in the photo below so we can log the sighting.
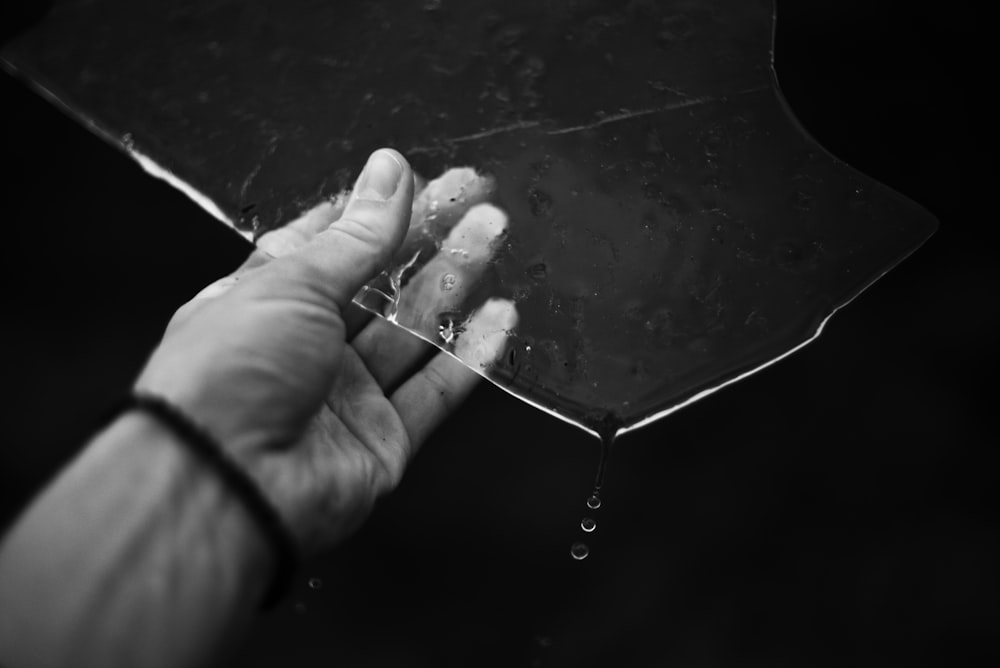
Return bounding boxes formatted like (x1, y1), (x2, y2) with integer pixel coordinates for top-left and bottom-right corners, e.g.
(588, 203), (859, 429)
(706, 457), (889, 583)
(308, 577), (323, 590)
(594, 429), (614, 490)
(570, 418), (614, 560)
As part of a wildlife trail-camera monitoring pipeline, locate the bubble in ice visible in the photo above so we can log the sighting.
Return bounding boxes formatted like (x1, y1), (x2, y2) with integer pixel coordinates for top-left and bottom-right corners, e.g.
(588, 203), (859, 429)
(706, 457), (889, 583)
(307, 577), (323, 590)
(527, 262), (548, 282)
(440, 273), (457, 291)
(528, 188), (554, 218)
(570, 542), (590, 560)
(580, 517), (597, 533)
(586, 494), (602, 510)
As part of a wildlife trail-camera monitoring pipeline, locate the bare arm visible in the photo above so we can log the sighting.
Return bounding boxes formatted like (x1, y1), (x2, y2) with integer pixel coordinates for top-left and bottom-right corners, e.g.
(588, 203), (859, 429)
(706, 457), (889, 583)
(0, 411), (270, 668)
(0, 149), (514, 667)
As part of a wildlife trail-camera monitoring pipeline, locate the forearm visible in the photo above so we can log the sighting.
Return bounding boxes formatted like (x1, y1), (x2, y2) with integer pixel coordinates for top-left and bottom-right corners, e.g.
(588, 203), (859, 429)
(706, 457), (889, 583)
(0, 411), (272, 668)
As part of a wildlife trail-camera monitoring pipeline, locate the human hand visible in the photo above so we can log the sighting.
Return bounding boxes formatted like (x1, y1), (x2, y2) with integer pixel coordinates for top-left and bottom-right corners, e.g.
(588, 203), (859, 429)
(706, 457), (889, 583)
(136, 149), (516, 554)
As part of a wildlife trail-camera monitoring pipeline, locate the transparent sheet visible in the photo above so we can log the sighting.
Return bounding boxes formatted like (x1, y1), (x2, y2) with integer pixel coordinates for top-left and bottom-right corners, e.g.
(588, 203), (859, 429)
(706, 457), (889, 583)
(1, 0), (937, 438)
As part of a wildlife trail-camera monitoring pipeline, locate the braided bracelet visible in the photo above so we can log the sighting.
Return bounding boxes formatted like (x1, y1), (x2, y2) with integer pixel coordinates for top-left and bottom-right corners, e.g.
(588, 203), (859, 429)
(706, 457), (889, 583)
(104, 392), (299, 610)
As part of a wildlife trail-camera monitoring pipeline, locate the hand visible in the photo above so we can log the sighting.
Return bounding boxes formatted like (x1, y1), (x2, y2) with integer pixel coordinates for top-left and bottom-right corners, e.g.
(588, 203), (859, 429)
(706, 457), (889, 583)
(136, 149), (515, 554)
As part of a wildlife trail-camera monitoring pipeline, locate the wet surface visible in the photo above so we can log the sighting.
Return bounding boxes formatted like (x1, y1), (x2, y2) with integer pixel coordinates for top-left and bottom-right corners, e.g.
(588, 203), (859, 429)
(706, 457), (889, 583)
(1, 0), (777, 236)
(1, 0), (937, 436)
(1, 2), (995, 666)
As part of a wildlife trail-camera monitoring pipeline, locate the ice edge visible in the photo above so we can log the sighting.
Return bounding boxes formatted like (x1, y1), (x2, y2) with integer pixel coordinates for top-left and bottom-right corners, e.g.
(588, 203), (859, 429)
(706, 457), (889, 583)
(126, 147), (252, 242)
(0, 59), (250, 244)
(616, 260), (906, 439)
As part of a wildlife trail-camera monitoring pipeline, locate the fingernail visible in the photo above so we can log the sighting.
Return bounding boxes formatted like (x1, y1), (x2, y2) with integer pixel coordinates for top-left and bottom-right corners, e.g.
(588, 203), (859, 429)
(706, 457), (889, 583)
(354, 150), (403, 201)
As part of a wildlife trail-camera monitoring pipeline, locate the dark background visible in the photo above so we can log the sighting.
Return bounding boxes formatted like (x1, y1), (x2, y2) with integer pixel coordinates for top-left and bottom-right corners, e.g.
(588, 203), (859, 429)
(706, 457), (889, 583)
(1, 1), (995, 666)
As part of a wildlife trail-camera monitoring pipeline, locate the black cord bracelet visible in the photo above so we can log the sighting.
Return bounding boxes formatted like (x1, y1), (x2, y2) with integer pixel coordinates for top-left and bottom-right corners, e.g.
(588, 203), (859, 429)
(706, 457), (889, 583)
(103, 392), (299, 610)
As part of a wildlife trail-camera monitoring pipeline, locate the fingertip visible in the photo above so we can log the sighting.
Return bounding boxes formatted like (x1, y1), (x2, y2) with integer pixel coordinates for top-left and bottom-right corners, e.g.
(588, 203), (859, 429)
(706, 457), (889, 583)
(373, 147), (408, 171)
(441, 203), (509, 264)
(264, 148), (416, 308)
(342, 148), (414, 241)
(365, 148), (414, 200)
(379, 148), (415, 208)
(454, 298), (519, 371)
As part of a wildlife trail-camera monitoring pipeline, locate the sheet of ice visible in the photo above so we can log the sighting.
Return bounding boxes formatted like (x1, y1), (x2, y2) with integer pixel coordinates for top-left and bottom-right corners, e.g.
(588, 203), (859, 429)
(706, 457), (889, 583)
(1, 0), (937, 436)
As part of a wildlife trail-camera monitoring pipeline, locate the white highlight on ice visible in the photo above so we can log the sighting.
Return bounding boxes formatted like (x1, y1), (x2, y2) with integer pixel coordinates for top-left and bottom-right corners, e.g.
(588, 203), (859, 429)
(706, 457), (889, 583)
(464, 263), (909, 443)
(616, 264), (903, 439)
(126, 147), (252, 243)
(0, 68), (252, 243)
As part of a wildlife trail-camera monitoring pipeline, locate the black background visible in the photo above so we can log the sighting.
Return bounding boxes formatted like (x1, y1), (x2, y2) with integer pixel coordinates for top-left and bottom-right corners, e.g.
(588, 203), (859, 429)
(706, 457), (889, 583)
(1, 1), (995, 666)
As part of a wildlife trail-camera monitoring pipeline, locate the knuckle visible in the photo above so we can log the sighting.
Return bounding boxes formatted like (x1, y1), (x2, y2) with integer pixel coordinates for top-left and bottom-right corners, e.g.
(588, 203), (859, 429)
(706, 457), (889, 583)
(422, 364), (457, 412)
(326, 215), (388, 257)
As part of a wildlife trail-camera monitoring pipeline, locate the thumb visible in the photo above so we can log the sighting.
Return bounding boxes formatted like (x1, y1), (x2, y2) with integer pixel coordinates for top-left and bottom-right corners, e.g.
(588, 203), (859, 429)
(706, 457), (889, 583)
(277, 149), (414, 308)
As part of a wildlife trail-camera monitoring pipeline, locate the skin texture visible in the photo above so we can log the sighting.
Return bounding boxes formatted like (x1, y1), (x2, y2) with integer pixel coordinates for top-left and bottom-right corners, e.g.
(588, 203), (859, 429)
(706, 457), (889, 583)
(136, 148), (511, 552)
(0, 149), (513, 667)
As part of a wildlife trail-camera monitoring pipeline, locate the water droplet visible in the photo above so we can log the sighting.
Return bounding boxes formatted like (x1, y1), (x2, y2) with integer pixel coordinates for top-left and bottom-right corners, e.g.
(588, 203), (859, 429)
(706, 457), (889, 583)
(528, 188), (554, 218)
(440, 273), (457, 291)
(586, 494), (602, 510)
(581, 517), (597, 533)
(570, 542), (590, 560)
(850, 182), (869, 208)
(308, 577), (323, 590)
(527, 262), (547, 282)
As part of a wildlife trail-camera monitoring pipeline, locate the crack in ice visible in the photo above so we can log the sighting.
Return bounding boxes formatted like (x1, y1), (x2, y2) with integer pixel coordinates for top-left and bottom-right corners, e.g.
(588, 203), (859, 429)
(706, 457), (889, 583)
(408, 85), (770, 153)
(546, 95), (717, 135)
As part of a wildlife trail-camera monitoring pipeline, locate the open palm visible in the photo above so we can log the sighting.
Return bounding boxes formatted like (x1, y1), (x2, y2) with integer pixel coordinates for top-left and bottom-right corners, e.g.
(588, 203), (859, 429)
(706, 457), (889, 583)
(138, 150), (516, 554)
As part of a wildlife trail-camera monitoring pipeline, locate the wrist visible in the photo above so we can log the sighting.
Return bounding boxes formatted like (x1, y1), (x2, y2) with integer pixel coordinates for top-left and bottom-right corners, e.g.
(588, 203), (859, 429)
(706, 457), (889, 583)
(99, 410), (276, 604)
(0, 410), (279, 668)
(133, 364), (275, 458)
